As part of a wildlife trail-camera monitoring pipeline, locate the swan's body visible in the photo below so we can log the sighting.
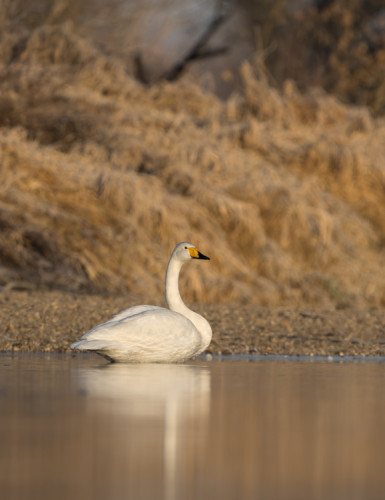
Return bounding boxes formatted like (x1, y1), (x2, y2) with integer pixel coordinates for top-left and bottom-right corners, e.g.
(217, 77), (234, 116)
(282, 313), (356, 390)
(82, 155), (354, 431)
(70, 242), (212, 363)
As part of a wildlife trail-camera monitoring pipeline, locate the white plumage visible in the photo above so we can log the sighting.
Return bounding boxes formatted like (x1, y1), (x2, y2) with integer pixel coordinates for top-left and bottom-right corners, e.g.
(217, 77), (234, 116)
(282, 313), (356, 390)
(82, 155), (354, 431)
(70, 242), (212, 362)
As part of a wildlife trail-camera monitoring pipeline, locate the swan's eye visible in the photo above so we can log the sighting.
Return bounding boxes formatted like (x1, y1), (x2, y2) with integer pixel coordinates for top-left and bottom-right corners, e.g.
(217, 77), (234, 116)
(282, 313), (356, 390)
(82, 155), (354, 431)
(184, 246), (187, 249)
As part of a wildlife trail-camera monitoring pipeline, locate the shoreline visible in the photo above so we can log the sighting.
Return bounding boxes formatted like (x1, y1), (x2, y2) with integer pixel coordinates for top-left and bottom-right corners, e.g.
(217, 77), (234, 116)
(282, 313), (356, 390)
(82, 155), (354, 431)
(1, 291), (385, 357)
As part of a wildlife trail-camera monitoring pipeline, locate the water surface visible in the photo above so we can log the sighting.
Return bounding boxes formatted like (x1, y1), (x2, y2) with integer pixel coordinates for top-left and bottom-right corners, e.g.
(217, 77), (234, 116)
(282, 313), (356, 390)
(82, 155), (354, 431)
(1, 354), (385, 500)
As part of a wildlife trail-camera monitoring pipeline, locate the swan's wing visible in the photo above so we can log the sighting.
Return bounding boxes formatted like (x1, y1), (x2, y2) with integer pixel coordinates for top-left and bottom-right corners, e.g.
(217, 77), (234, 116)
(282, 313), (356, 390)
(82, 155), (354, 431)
(71, 309), (201, 361)
(108, 305), (164, 323)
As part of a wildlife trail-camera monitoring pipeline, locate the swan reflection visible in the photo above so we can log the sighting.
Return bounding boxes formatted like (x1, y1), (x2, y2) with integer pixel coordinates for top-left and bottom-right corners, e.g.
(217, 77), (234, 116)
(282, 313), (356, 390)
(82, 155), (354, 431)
(74, 362), (211, 500)
(75, 362), (210, 416)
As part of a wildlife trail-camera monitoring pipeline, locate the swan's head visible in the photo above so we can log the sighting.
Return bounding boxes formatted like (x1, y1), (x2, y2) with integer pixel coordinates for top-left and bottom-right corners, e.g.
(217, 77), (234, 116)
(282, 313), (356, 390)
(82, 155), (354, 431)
(173, 242), (210, 262)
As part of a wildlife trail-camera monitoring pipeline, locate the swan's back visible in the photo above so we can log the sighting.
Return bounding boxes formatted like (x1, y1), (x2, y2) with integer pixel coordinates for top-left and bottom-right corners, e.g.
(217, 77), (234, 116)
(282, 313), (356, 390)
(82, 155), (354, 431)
(71, 307), (203, 363)
(108, 305), (164, 323)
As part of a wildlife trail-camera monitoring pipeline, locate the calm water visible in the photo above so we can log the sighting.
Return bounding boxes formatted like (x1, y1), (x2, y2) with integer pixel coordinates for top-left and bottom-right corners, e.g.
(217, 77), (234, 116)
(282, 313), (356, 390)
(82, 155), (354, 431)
(1, 354), (385, 500)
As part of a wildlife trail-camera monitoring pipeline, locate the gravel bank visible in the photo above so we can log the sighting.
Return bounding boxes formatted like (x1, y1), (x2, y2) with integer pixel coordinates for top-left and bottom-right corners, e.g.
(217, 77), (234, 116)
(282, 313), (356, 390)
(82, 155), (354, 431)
(1, 291), (384, 357)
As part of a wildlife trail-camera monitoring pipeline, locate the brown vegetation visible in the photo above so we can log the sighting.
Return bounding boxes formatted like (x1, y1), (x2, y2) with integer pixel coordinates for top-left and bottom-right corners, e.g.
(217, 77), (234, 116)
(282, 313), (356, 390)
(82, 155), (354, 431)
(1, 2), (385, 309)
(241, 0), (385, 115)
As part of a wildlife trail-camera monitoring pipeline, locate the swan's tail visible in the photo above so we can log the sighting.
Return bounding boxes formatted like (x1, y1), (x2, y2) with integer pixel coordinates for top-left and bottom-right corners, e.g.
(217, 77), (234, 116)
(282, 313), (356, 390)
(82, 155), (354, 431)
(70, 340), (87, 350)
(70, 339), (112, 351)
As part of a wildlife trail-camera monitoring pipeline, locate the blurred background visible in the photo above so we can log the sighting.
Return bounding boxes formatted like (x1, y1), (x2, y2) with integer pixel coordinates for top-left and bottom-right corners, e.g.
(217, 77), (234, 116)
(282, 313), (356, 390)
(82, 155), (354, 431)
(1, 0), (385, 308)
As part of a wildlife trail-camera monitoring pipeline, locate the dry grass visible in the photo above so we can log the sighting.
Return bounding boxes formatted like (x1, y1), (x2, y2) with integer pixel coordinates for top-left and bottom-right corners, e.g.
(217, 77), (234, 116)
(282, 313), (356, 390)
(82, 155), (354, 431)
(240, 0), (385, 115)
(1, 9), (385, 308)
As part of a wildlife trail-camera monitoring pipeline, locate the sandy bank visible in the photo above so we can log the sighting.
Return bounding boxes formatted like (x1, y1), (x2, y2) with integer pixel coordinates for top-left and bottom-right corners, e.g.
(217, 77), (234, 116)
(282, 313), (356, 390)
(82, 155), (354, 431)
(1, 291), (384, 357)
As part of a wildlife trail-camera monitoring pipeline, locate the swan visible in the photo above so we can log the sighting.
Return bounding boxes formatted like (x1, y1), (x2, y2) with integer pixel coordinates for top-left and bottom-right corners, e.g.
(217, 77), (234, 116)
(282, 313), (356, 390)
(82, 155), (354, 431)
(70, 242), (212, 363)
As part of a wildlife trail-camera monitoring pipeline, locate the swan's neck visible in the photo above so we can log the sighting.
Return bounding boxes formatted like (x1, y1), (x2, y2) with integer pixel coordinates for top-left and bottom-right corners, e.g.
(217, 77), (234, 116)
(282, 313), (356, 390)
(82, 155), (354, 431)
(165, 257), (187, 314)
(165, 257), (212, 352)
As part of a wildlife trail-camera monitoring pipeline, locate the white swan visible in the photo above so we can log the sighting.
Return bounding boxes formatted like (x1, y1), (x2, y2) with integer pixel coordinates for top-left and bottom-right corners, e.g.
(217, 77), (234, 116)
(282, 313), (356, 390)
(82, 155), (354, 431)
(70, 242), (212, 363)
